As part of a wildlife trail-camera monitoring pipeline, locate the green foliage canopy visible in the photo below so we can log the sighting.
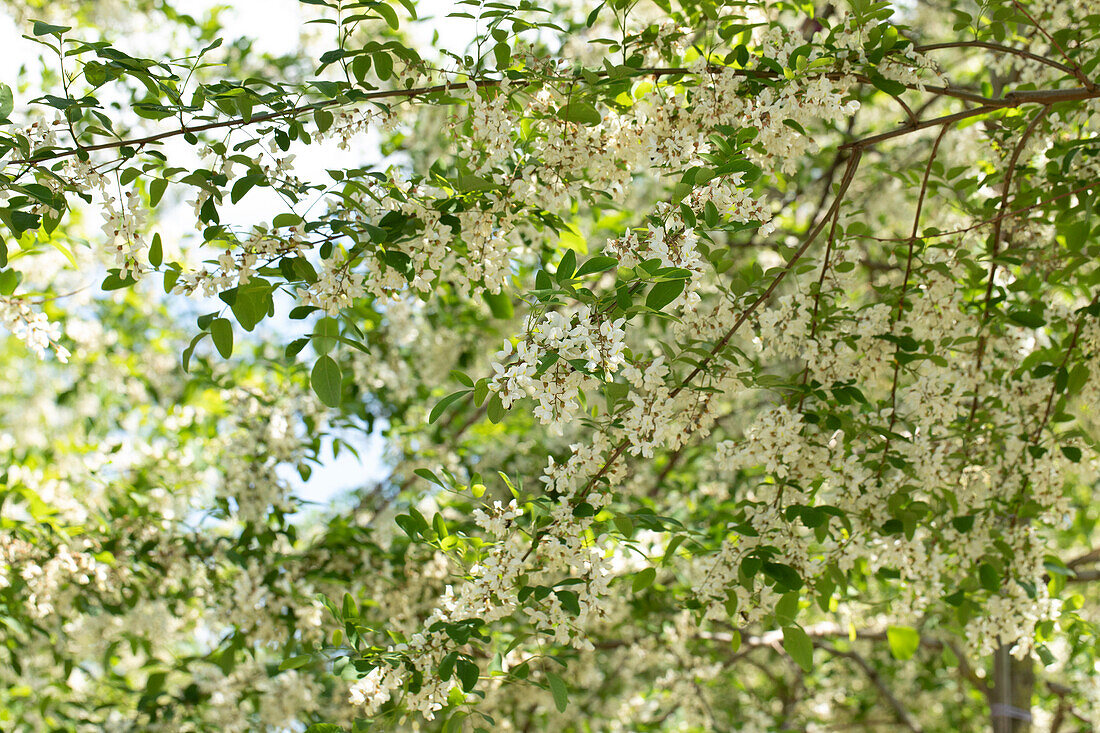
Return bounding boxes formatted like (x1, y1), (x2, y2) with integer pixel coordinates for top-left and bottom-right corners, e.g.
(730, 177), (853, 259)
(1, 0), (1100, 730)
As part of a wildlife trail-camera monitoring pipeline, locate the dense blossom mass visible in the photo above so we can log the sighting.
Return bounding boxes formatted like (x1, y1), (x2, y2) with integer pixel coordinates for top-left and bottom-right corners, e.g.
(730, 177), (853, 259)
(2, 0), (1100, 730)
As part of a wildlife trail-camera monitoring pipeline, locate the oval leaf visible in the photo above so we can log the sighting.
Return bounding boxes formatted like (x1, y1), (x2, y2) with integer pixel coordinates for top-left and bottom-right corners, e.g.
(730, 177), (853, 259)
(547, 671), (569, 712)
(210, 317), (233, 359)
(782, 626), (814, 672)
(311, 355), (342, 407)
(559, 101), (601, 126)
(429, 390), (471, 424)
(887, 625), (920, 660)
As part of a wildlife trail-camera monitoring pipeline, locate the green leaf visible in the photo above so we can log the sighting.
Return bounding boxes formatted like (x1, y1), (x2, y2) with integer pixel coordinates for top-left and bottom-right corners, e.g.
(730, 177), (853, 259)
(456, 658), (478, 692)
(101, 271), (138, 291)
(762, 561), (804, 591)
(223, 282), (273, 331)
(1008, 307), (1045, 329)
(373, 52), (393, 80)
(163, 266), (180, 293)
(313, 316), (340, 354)
(576, 256), (619, 277)
(632, 567), (656, 593)
(230, 177), (253, 204)
(376, 3), (399, 29)
(486, 392), (505, 423)
(304, 724), (343, 733)
(438, 651), (458, 680)
(978, 563), (1001, 592)
(613, 515), (633, 537)
(278, 655), (311, 671)
(646, 279), (685, 311)
(887, 625), (920, 660)
(429, 390), (471, 424)
(559, 102), (601, 126)
(149, 178), (168, 207)
(546, 671), (569, 712)
(450, 370), (474, 388)
(870, 72), (907, 97)
(10, 210), (41, 236)
(274, 213), (302, 228)
(1066, 363), (1089, 395)
(781, 118), (806, 136)
(775, 592), (799, 625)
(414, 468), (444, 486)
(285, 337), (309, 358)
(210, 318), (233, 359)
(0, 269), (19, 296)
(493, 42), (511, 68)
(456, 174), (495, 192)
(782, 626), (814, 672)
(483, 291), (514, 319)
(557, 249), (577, 280)
(148, 233), (163, 267)
(951, 515), (975, 532)
(181, 332), (206, 372)
(32, 20), (71, 36)
(0, 83), (13, 120)
(311, 355), (342, 407)
(342, 592), (358, 618)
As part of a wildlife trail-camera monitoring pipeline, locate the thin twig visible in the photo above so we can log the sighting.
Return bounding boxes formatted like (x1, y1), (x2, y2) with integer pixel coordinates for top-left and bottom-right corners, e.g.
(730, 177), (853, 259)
(914, 40), (1077, 76)
(816, 641), (923, 733)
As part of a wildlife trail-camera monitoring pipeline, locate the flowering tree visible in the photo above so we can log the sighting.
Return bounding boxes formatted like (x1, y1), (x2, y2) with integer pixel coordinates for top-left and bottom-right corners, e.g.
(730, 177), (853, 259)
(2, 0), (1100, 729)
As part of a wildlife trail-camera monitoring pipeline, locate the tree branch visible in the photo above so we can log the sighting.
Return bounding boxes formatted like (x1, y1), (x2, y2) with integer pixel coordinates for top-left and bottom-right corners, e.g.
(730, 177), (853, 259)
(815, 641), (923, 733)
(913, 40), (1078, 76)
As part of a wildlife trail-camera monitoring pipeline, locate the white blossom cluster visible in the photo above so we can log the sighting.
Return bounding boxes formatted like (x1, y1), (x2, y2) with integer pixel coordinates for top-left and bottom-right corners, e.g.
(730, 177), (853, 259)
(0, 295), (69, 362)
(489, 305), (627, 433)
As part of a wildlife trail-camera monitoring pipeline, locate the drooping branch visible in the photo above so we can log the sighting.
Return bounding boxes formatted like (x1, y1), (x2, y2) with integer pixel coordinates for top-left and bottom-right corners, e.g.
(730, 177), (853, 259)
(6, 56), (1099, 168)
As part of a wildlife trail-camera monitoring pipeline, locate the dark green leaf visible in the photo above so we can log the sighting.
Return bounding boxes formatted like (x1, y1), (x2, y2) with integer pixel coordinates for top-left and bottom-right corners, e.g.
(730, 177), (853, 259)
(311, 355), (342, 407)
(148, 233), (163, 267)
(870, 72), (907, 97)
(32, 20), (71, 35)
(429, 390), (471, 424)
(438, 652), (457, 681)
(762, 562), (804, 591)
(210, 318), (233, 359)
(546, 671), (568, 712)
(576, 256), (618, 277)
(10, 210), (41, 236)
(373, 52), (393, 80)
(456, 658), (478, 692)
(376, 3), (399, 29)
(646, 279), (685, 311)
(557, 249), (577, 280)
(486, 393), (505, 423)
